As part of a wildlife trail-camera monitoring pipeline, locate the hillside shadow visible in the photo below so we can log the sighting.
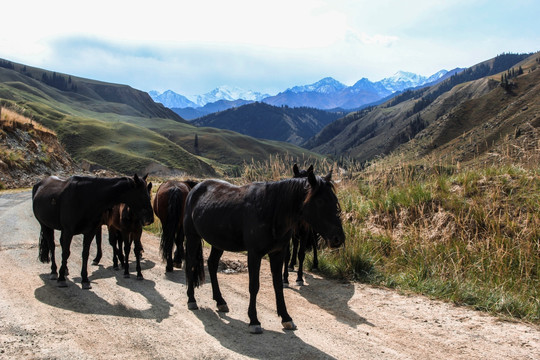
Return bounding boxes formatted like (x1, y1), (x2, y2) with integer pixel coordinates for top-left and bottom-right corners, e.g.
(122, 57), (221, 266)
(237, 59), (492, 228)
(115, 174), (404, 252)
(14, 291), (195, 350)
(291, 272), (374, 329)
(34, 259), (172, 322)
(193, 308), (336, 359)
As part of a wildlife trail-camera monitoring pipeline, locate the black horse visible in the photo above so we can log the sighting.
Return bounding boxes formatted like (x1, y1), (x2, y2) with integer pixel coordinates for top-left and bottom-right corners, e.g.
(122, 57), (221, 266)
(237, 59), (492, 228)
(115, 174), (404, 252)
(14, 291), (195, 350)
(153, 180), (198, 272)
(184, 167), (345, 334)
(283, 164), (321, 287)
(32, 174), (154, 289)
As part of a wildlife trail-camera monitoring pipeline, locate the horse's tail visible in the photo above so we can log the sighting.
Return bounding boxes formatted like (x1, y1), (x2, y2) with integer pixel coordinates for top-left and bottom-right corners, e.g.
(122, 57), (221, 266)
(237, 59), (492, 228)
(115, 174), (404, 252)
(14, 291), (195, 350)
(192, 239), (205, 288)
(160, 187), (183, 261)
(184, 206), (205, 287)
(38, 228), (50, 263)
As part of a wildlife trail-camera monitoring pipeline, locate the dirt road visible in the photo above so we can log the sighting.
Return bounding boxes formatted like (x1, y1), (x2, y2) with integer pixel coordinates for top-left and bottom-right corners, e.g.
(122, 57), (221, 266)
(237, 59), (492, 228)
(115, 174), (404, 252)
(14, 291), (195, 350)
(0, 190), (538, 359)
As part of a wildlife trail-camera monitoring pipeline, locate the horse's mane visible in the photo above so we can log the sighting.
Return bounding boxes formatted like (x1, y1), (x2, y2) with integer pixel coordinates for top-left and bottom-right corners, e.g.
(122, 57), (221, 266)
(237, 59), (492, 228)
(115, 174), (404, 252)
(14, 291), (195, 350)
(256, 177), (310, 237)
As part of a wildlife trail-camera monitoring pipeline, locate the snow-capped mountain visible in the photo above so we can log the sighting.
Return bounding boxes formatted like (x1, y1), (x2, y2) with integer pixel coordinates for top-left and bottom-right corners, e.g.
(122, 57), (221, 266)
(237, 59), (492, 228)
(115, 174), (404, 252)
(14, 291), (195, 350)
(288, 77), (347, 94)
(150, 86), (270, 108)
(186, 85), (270, 107)
(378, 70), (450, 93)
(149, 90), (197, 108)
(150, 69), (452, 112)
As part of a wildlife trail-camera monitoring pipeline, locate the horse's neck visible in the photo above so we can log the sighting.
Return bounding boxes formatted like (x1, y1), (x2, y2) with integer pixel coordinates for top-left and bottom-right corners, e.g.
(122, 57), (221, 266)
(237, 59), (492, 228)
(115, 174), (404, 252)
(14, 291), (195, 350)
(265, 178), (307, 229)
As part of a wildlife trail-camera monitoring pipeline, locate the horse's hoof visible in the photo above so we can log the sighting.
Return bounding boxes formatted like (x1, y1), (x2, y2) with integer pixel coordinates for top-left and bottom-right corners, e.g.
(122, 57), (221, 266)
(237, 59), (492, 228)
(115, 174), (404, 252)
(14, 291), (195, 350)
(296, 280), (304, 286)
(50, 272), (58, 280)
(288, 266), (294, 271)
(217, 304), (229, 312)
(81, 282), (92, 290)
(187, 302), (198, 310)
(283, 282), (289, 288)
(249, 325), (263, 334)
(165, 266), (173, 273)
(57, 280), (68, 287)
(136, 275), (144, 280)
(282, 321), (297, 330)
(173, 262), (183, 269)
(91, 260), (99, 266)
(113, 265), (119, 271)
(124, 273), (130, 278)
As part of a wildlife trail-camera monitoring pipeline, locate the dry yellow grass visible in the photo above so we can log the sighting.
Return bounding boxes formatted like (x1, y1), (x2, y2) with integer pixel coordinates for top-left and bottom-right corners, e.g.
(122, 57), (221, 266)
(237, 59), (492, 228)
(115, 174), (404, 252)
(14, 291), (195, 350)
(0, 106), (56, 135)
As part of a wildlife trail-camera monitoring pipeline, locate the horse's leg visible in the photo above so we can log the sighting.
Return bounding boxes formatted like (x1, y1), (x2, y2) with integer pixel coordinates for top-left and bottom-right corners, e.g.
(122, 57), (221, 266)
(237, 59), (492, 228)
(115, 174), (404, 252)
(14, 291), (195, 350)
(296, 234), (307, 286)
(172, 227), (184, 269)
(207, 247), (228, 312)
(312, 232), (319, 270)
(57, 232), (73, 287)
(247, 252), (262, 334)
(162, 223), (174, 272)
(92, 225), (102, 266)
(41, 226), (57, 280)
(283, 240), (291, 288)
(269, 251), (296, 331)
(117, 230), (125, 266)
(288, 233), (299, 270)
(108, 229), (119, 270)
(184, 225), (204, 310)
(123, 231), (131, 278)
(134, 230), (143, 280)
(81, 233), (94, 289)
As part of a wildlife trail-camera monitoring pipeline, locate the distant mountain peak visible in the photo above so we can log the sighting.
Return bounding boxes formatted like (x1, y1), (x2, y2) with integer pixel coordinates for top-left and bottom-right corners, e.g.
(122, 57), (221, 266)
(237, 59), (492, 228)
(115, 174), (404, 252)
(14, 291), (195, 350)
(186, 85), (270, 107)
(288, 77), (347, 94)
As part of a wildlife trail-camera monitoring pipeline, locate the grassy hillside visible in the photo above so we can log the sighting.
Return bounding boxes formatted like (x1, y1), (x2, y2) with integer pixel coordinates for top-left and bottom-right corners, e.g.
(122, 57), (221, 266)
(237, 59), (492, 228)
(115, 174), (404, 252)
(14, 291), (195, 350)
(307, 52), (537, 165)
(193, 102), (343, 145)
(0, 59), (322, 176)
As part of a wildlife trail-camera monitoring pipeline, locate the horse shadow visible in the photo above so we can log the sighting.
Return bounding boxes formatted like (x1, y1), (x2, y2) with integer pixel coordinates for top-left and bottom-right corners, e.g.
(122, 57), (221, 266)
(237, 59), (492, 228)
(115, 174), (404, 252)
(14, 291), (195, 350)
(34, 259), (172, 322)
(291, 272), (374, 329)
(193, 307), (337, 359)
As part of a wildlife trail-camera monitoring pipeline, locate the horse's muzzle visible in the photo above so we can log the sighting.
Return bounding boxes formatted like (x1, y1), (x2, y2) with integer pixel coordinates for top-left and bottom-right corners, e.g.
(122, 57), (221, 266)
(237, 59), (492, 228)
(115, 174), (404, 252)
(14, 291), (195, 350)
(328, 229), (345, 248)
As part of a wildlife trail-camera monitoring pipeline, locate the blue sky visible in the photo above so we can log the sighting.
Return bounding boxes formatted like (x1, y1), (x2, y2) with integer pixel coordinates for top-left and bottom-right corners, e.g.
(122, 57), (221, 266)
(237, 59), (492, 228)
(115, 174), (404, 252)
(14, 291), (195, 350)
(1, 0), (538, 96)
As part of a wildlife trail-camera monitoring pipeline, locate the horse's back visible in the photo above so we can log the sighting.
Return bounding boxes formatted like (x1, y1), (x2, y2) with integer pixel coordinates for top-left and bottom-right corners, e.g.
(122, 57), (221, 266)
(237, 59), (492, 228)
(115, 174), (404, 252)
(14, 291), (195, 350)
(154, 180), (191, 221)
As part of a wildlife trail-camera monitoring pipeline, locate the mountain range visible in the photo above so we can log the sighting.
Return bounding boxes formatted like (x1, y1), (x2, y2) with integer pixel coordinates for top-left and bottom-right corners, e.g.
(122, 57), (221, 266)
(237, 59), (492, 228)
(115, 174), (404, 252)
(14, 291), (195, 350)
(1, 51), (537, 179)
(150, 69), (462, 119)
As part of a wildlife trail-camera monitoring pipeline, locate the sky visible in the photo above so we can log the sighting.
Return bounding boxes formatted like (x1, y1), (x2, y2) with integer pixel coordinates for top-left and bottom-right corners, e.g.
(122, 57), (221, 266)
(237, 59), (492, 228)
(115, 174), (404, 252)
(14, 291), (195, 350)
(1, 0), (539, 97)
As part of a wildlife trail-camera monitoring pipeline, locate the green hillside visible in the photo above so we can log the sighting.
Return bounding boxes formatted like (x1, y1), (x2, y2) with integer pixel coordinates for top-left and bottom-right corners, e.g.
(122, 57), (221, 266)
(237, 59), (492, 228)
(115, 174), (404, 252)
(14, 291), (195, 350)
(193, 102), (343, 145)
(0, 59), (321, 176)
(307, 52), (538, 166)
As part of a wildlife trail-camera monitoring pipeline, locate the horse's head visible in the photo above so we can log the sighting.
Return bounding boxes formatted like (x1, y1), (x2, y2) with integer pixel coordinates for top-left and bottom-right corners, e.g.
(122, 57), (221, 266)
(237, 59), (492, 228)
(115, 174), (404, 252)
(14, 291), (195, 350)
(301, 167), (345, 248)
(126, 174), (154, 226)
(293, 163), (312, 178)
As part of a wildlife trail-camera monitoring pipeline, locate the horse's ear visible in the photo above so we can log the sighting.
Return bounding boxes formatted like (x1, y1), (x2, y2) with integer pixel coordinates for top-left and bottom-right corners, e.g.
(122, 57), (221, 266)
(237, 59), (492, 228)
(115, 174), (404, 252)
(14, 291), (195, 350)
(142, 173), (149, 181)
(147, 182), (153, 193)
(324, 169), (333, 182)
(307, 166), (318, 189)
(293, 164), (300, 177)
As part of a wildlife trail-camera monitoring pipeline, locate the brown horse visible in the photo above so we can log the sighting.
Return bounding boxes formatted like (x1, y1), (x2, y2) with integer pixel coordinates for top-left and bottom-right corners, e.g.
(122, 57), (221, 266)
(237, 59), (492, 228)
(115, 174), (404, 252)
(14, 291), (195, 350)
(93, 204), (145, 278)
(107, 204), (145, 279)
(184, 167), (345, 334)
(32, 174), (153, 289)
(92, 209), (124, 270)
(153, 180), (198, 272)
